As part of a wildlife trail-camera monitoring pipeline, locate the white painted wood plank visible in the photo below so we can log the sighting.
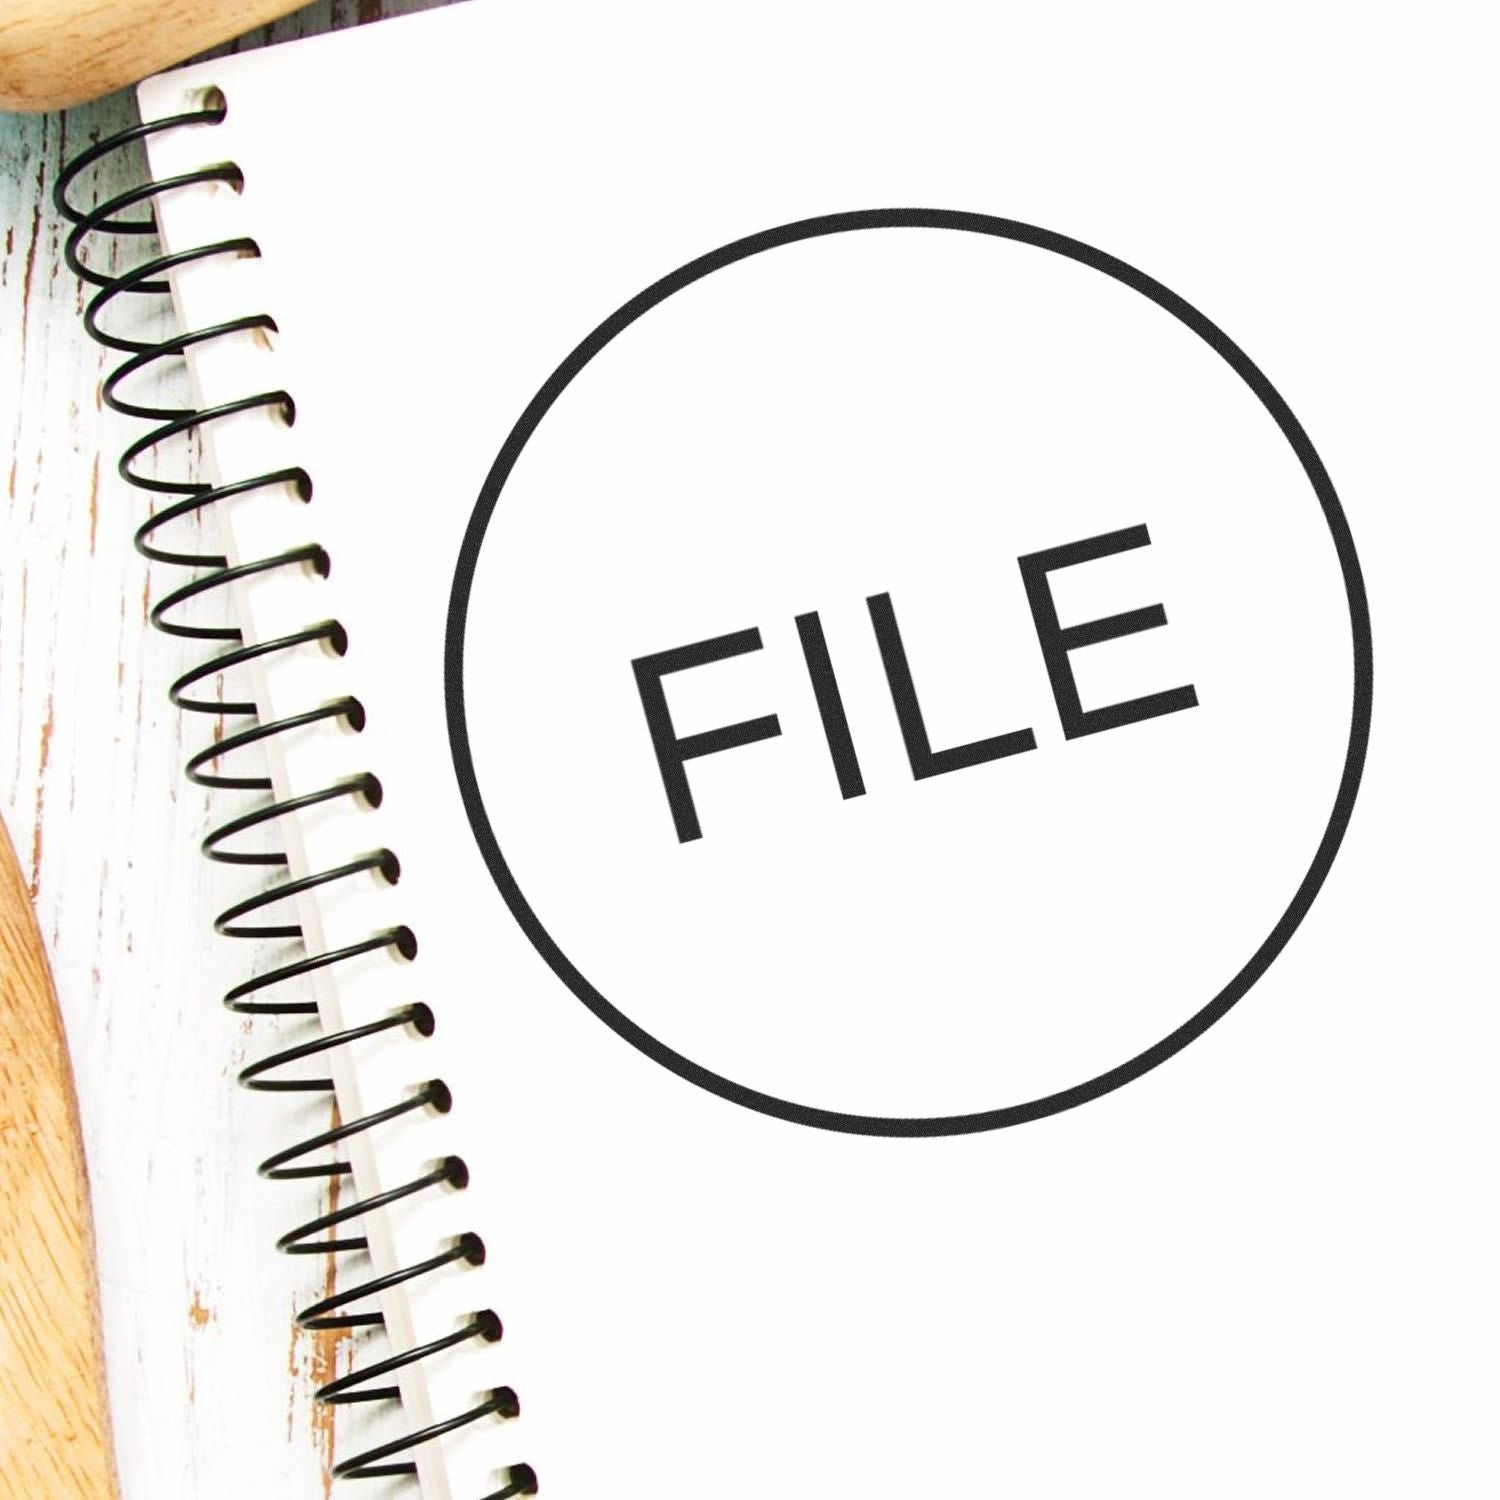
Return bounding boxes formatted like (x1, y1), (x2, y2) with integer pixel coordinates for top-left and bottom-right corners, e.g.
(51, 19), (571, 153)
(0, 4), (448, 1495)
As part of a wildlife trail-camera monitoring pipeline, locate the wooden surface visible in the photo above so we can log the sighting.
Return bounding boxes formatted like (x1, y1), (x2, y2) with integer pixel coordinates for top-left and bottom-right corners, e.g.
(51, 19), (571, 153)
(0, 0), (306, 111)
(0, 813), (118, 1500)
(0, 3), (445, 1495)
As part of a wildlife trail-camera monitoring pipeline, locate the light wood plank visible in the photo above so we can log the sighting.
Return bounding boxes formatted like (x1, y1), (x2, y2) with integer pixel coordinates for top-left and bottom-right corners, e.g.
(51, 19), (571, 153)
(0, 0), (308, 112)
(0, 810), (117, 1499)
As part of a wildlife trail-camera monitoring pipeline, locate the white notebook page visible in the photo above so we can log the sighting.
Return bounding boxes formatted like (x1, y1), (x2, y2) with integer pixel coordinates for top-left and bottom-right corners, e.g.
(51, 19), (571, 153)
(139, 3), (1497, 1496)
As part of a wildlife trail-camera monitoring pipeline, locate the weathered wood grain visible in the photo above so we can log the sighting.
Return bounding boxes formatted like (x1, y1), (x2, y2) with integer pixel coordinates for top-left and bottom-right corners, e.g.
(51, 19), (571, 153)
(0, 3), (446, 1495)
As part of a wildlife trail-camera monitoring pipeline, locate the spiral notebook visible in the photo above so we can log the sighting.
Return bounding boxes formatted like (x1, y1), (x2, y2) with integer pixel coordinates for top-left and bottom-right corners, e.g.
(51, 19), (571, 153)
(61, 1), (1498, 1495)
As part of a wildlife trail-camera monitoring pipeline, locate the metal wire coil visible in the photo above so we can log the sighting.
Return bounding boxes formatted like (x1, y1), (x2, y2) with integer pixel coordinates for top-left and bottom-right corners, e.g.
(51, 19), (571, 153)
(57, 98), (534, 1498)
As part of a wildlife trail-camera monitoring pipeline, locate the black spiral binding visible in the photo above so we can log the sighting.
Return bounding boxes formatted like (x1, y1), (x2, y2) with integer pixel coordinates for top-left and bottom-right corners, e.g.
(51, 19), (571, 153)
(57, 95), (536, 1500)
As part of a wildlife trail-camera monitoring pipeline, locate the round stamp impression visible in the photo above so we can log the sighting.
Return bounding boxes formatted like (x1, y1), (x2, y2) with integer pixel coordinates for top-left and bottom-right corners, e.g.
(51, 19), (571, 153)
(448, 209), (1371, 1136)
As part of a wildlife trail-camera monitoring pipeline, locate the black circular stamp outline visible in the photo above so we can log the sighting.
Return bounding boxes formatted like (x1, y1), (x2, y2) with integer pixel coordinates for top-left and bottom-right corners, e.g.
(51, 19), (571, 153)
(445, 207), (1373, 1137)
